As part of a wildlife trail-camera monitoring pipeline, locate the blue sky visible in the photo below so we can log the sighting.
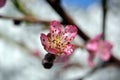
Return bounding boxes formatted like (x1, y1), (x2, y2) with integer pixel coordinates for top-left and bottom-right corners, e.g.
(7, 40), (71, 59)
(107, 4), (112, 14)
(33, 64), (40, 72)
(61, 0), (100, 9)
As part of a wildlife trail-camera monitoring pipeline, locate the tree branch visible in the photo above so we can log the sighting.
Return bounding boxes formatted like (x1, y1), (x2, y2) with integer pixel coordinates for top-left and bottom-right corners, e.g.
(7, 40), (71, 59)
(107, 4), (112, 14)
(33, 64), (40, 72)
(0, 15), (50, 24)
(102, 0), (107, 40)
(46, 0), (90, 41)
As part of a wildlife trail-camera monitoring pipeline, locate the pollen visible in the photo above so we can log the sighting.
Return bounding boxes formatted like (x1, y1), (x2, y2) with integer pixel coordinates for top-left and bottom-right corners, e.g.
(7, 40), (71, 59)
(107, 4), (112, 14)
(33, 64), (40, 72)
(48, 33), (67, 55)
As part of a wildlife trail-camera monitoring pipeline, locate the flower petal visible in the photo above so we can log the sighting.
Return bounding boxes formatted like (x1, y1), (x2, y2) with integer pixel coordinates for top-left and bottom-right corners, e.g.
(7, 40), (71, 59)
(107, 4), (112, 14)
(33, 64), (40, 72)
(63, 25), (78, 41)
(97, 50), (111, 61)
(40, 33), (58, 54)
(47, 47), (58, 54)
(92, 33), (102, 41)
(0, 0), (6, 8)
(103, 41), (113, 50)
(88, 54), (95, 67)
(86, 41), (98, 53)
(86, 34), (102, 54)
(50, 20), (61, 35)
(97, 41), (112, 61)
(55, 54), (69, 63)
(40, 33), (49, 50)
(63, 44), (74, 56)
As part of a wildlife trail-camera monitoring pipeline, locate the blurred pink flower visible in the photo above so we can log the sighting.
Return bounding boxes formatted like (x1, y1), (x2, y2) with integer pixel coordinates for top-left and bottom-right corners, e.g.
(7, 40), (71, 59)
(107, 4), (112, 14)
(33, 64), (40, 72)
(32, 49), (41, 57)
(86, 34), (113, 67)
(0, 0), (6, 8)
(55, 54), (70, 63)
(40, 20), (78, 56)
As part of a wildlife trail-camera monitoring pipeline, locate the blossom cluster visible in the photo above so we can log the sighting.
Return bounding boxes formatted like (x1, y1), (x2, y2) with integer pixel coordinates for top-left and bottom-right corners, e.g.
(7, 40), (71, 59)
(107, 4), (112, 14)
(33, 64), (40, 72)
(40, 20), (113, 68)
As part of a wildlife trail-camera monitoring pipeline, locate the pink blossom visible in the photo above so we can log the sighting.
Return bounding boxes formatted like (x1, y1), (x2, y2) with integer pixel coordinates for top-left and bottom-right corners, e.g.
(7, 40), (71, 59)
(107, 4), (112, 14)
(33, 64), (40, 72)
(0, 0), (6, 8)
(54, 54), (70, 63)
(40, 20), (78, 56)
(32, 49), (41, 57)
(86, 34), (113, 66)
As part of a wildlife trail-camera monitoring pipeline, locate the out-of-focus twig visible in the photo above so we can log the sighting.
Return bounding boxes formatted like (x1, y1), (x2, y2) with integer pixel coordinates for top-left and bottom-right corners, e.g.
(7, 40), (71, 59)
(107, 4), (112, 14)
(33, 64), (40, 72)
(0, 15), (50, 24)
(46, 0), (120, 79)
(102, 0), (107, 40)
(107, 56), (120, 66)
(74, 44), (84, 49)
(102, 0), (120, 66)
(46, 0), (90, 41)
(11, 0), (33, 16)
(55, 62), (83, 80)
(77, 63), (120, 80)
(0, 32), (42, 59)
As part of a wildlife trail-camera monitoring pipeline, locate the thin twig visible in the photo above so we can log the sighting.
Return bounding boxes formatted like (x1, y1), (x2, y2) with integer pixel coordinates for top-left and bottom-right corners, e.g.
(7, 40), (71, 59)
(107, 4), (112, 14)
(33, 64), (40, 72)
(46, 0), (90, 41)
(106, 55), (120, 66)
(101, 0), (120, 66)
(11, 0), (33, 16)
(0, 15), (50, 24)
(102, 0), (107, 40)
(46, 1), (120, 79)
(77, 62), (120, 80)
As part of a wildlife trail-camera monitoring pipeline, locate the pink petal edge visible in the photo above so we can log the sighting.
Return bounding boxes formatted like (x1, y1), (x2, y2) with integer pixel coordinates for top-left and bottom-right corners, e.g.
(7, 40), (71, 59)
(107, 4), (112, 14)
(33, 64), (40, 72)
(88, 54), (95, 67)
(86, 41), (98, 52)
(50, 20), (61, 35)
(0, 0), (6, 8)
(97, 41), (113, 61)
(55, 54), (69, 63)
(47, 47), (58, 54)
(92, 33), (102, 41)
(63, 44), (74, 56)
(103, 41), (113, 50)
(97, 49), (111, 61)
(63, 25), (78, 41)
(40, 33), (49, 50)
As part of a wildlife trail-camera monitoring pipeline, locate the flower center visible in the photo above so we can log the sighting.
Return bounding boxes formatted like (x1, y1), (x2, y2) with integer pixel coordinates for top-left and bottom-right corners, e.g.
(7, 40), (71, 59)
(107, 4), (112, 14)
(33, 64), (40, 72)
(48, 33), (69, 55)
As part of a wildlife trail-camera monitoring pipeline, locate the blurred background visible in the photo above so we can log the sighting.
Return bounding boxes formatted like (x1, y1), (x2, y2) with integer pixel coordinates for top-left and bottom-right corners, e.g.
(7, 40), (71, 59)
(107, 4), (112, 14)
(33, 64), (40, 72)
(0, 0), (120, 80)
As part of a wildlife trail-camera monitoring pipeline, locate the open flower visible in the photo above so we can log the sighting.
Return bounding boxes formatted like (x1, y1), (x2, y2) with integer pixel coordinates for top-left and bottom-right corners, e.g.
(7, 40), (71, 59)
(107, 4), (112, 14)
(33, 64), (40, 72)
(86, 34), (113, 66)
(40, 20), (78, 56)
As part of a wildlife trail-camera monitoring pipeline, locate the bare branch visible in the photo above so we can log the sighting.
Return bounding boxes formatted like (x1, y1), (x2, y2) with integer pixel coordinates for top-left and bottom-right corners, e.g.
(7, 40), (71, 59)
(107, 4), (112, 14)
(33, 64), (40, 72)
(102, 0), (107, 40)
(0, 15), (50, 24)
(46, 0), (90, 41)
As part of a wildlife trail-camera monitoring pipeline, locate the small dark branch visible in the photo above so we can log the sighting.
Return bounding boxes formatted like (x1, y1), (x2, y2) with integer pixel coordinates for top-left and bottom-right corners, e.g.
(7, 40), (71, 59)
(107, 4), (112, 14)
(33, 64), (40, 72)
(12, 0), (32, 16)
(77, 56), (120, 80)
(46, 0), (90, 41)
(102, 0), (107, 40)
(77, 67), (98, 80)
(77, 61), (120, 80)
(106, 55), (120, 66)
(50, 0), (61, 5)
(77, 57), (120, 80)
(0, 15), (50, 24)
(102, 0), (120, 67)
